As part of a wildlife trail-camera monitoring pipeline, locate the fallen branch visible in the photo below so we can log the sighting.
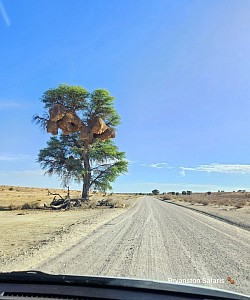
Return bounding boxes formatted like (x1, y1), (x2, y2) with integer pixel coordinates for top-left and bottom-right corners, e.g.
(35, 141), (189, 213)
(47, 189), (64, 199)
(45, 189), (82, 210)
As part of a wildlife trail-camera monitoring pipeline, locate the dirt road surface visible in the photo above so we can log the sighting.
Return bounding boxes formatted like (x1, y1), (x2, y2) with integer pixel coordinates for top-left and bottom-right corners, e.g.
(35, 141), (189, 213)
(37, 196), (250, 295)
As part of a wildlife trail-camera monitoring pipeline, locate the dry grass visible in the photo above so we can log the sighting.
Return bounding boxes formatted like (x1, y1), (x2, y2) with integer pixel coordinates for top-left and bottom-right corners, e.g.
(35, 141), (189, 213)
(0, 185), (140, 210)
(0, 185), (81, 210)
(174, 192), (250, 208)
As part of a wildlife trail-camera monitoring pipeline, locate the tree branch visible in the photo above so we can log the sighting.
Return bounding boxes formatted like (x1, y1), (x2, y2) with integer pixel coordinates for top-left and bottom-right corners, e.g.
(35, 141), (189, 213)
(90, 167), (111, 187)
(90, 163), (112, 171)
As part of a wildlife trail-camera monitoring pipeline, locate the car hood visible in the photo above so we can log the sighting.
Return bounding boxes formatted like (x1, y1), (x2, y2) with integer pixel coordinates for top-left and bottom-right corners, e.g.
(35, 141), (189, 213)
(0, 271), (249, 300)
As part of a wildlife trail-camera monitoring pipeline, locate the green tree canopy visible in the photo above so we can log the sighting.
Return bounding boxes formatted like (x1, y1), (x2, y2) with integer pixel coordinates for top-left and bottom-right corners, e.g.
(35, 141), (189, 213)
(35, 84), (120, 129)
(34, 84), (128, 199)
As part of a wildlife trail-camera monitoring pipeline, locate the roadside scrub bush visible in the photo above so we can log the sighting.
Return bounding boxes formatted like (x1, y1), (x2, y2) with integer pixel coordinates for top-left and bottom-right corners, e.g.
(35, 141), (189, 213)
(235, 200), (247, 209)
(219, 199), (233, 206)
(0, 204), (16, 210)
(8, 204), (15, 210)
(162, 195), (172, 200)
(198, 199), (209, 206)
(21, 203), (41, 210)
(89, 203), (97, 209)
(81, 202), (91, 209)
(96, 198), (117, 208)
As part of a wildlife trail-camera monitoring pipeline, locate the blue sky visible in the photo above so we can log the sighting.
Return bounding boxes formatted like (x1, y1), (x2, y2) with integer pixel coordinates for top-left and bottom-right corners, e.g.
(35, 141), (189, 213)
(1, 0), (250, 193)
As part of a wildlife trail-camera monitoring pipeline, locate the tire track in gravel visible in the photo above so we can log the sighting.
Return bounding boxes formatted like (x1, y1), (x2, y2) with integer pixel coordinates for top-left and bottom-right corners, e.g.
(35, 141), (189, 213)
(38, 196), (250, 296)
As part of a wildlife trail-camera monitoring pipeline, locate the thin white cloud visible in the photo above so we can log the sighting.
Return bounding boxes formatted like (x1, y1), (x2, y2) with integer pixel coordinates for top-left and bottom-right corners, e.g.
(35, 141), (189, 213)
(143, 182), (218, 189)
(181, 163), (250, 174)
(0, 169), (44, 176)
(0, 0), (10, 26)
(141, 162), (172, 169)
(0, 154), (31, 161)
(14, 170), (44, 176)
(0, 101), (21, 108)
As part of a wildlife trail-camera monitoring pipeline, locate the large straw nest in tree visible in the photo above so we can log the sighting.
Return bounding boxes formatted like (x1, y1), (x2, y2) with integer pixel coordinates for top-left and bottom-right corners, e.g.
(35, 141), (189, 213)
(49, 104), (66, 122)
(47, 120), (58, 135)
(57, 111), (83, 135)
(94, 127), (115, 141)
(89, 116), (108, 135)
(47, 104), (115, 143)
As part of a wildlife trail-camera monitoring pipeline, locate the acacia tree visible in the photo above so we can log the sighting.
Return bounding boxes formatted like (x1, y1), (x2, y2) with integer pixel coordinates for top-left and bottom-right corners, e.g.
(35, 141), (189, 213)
(152, 189), (160, 195)
(34, 84), (128, 200)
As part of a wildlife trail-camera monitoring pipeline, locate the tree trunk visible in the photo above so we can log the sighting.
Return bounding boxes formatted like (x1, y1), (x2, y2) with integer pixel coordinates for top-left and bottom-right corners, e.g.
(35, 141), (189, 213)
(82, 147), (91, 201)
(82, 176), (89, 200)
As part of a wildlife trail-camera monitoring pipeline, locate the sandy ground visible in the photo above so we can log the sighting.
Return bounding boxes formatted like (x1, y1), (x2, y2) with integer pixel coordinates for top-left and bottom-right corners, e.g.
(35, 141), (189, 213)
(32, 197), (250, 296)
(0, 195), (138, 272)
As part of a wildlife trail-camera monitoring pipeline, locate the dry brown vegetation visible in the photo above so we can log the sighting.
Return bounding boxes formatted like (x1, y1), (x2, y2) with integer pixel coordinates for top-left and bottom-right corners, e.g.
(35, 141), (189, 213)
(161, 194), (173, 201)
(0, 185), (140, 210)
(159, 192), (250, 208)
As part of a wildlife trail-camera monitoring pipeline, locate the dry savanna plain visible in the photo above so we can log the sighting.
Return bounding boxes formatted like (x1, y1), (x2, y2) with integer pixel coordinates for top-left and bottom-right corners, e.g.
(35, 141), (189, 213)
(1, 185), (250, 295)
(0, 185), (139, 271)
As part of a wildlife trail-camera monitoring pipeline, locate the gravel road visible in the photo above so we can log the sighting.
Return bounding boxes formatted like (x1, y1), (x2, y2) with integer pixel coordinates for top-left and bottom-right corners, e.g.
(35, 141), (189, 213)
(38, 196), (250, 295)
